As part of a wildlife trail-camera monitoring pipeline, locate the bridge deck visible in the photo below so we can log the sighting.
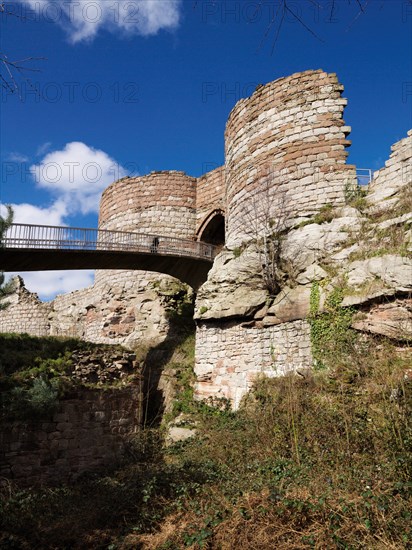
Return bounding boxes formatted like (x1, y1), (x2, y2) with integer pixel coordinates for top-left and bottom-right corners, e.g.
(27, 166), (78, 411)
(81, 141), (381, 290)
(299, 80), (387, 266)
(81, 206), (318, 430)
(1, 224), (218, 290)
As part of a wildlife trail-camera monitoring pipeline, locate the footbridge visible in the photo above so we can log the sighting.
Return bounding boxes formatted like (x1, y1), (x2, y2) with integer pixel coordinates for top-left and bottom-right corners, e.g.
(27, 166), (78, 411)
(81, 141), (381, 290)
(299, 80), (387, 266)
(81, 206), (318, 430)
(0, 224), (219, 290)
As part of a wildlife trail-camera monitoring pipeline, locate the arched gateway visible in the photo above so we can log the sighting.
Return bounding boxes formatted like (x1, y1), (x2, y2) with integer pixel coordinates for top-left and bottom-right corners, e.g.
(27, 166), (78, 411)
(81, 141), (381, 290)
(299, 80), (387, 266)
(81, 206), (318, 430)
(196, 209), (225, 248)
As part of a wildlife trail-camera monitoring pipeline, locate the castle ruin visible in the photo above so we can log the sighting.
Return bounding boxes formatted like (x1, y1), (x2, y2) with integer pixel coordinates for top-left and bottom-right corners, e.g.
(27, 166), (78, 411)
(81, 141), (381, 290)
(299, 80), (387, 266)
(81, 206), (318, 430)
(1, 69), (411, 408)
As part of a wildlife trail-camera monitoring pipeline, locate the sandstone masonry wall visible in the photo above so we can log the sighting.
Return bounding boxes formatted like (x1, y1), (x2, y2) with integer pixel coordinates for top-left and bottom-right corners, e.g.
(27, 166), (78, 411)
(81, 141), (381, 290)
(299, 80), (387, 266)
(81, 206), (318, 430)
(195, 320), (312, 409)
(51, 270), (173, 347)
(0, 271), (176, 348)
(368, 130), (412, 200)
(0, 387), (141, 486)
(99, 171), (197, 239)
(3, 70), (409, 414)
(196, 166), (225, 234)
(225, 69), (356, 246)
(0, 277), (52, 336)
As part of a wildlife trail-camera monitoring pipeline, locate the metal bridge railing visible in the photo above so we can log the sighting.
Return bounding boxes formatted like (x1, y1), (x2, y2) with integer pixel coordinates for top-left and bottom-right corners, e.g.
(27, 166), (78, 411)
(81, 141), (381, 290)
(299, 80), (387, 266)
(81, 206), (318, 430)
(2, 224), (218, 261)
(356, 168), (372, 186)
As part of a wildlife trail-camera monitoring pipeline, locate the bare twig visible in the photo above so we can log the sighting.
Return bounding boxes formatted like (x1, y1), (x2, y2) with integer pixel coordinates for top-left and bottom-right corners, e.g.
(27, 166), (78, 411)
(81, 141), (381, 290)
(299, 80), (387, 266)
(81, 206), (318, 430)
(241, 171), (293, 295)
(284, 2), (324, 42)
(354, 0), (365, 13)
(0, 3), (45, 96)
(329, 0), (336, 22)
(271, 1), (285, 56)
(346, 0), (369, 31)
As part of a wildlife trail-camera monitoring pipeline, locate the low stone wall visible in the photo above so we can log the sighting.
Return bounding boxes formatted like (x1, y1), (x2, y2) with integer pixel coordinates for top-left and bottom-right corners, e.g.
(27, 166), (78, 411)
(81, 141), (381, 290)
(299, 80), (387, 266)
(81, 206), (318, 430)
(194, 319), (312, 409)
(0, 386), (142, 486)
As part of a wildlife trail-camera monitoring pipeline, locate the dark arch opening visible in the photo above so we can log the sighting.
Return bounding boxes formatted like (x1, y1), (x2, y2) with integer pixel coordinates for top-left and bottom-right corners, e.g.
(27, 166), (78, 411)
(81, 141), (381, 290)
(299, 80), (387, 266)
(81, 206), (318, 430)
(198, 211), (225, 247)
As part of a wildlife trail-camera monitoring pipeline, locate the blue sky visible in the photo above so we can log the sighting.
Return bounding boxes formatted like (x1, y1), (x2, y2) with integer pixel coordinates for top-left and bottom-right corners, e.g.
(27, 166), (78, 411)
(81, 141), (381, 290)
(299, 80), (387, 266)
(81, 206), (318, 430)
(1, 0), (411, 298)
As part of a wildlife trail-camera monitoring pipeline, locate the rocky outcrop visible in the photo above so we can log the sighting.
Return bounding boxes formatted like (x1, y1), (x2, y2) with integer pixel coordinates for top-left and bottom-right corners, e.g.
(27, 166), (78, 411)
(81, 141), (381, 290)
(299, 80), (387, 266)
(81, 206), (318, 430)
(194, 249), (267, 321)
(283, 211), (364, 272)
(195, 130), (412, 407)
(352, 299), (412, 340)
(342, 256), (412, 306)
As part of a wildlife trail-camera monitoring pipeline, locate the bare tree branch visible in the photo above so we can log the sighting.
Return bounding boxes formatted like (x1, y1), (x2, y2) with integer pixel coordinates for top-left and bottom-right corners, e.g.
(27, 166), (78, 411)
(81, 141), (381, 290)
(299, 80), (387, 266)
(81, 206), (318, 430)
(346, 0), (369, 31)
(240, 171), (294, 296)
(354, 0), (365, 13)
(0, 3), (45, 96)
(329, 0), (336, 22)
(271, 1), (285, 56)
(284, 2), (324, 42)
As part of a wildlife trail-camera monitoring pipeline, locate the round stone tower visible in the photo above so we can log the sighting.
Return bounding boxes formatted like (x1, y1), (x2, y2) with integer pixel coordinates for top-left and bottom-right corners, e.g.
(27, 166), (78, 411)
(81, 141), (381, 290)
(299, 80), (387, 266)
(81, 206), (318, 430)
(99, 170), (197, 238)
(224, 69), (356, 246)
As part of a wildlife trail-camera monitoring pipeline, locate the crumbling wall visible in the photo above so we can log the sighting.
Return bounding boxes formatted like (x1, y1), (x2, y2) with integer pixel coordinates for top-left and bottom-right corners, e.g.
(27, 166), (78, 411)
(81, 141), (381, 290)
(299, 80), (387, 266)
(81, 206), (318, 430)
(0, 276), (52, 336)
(368, 130), (412, 204)
(0, 271), (179, 349)
(50, 270), (174, 347)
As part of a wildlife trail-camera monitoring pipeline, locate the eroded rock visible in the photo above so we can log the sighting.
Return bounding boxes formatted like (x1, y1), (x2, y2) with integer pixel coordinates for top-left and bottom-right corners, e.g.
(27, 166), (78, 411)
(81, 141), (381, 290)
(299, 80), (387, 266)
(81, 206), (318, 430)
(352, 299), (412, 340)
(195, 249), (267, 321)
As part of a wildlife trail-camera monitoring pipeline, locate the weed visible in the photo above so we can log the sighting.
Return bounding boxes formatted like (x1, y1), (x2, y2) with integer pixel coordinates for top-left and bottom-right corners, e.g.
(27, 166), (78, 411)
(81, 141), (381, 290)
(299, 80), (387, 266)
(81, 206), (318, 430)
(344, 180), (368, 211)
(312, 203), (336, 225)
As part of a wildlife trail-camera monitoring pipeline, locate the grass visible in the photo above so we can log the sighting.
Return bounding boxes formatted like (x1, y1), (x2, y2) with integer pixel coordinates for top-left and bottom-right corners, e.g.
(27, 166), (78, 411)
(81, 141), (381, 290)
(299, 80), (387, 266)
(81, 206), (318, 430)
(297, 204), (337, 229)
(368, 182), (412, 224)
(347, 222), (411, 262)
(1, 330), (411, 549)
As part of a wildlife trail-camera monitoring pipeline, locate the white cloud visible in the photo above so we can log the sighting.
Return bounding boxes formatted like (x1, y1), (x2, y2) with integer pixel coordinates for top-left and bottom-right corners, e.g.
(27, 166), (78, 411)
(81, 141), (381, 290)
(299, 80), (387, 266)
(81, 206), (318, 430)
(36, 142), (52, 157)
(5, 200), (68, 226)
(18, 0), (182, 43)
(2, 141), (125, 301)
(30, 141), (127, 215)
(7, 152), (29, 163)
(6, 270), (95, 301)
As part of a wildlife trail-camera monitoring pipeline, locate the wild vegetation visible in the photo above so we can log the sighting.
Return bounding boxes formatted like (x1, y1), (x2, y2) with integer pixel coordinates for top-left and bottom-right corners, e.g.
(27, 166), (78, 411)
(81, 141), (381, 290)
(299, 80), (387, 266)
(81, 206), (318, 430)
(0, 334), (138, 422)
(1, 182), (411, 548)
(1, 319), (411, 549)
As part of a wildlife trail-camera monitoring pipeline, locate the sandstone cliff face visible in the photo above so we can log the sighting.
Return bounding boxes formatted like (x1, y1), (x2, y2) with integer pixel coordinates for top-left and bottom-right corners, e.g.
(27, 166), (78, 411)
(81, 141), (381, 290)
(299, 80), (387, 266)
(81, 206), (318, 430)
(194, 131), (412, 408)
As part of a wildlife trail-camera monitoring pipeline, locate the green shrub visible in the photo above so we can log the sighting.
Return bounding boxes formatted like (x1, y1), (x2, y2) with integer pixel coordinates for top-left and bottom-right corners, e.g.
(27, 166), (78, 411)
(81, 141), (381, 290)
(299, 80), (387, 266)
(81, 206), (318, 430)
(26, 376), (60, 415)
